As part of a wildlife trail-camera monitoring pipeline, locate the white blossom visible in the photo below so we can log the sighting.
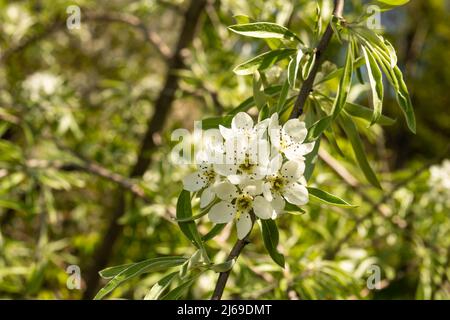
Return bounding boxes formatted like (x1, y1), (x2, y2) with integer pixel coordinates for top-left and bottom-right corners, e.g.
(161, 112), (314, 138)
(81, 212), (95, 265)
(181, 111), (314, 239)
(268, 113), (315, 161)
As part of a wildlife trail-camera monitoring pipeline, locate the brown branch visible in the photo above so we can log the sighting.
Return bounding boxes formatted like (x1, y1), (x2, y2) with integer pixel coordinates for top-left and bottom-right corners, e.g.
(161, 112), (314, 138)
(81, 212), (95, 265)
(82, 0), (207, 299)
(211, 236), (251, 300)
(289, 0), (345, 119)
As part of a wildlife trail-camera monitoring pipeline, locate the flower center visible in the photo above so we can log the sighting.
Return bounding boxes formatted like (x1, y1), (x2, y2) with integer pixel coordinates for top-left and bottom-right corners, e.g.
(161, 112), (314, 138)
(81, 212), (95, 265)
(235, 193), (253, 214)
(204, 170), (216, 183)
(268, 175), (286, 192)
(238, 155), (255, 174)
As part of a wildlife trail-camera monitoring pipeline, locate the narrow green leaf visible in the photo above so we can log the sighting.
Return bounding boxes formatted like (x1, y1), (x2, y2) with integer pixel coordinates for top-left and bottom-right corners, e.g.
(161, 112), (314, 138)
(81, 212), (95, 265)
(307, 187), (356, 208)
(160, 274), (201, 300)
(202, 223), (226, 241)
(284, 202), (306, 215)
(144, 272), (178, 300)
(345, 102), (395, 126)
(228, 22), (301, 42)
(304, 138), (320, 182)
(305, 116), (333, 143)
(261, 219), (285, 268)
(176, 190), (205, 250)
(276, 79), (290, 113)
(375, 0), (410, 11)
(339, 113), (382, 189)
(302, 52), (316, 80)
(233, 49), (296, 76)
(226, 85), (282, 116)
(331, 42), (353, 118)
(210, 259), (235, 273)
(253, 71), (267, 110)
(361, 45), (384, 126)
(95, 257), (186, 300)
(392, 65), (416, 133)
(201, 115), (233, 130)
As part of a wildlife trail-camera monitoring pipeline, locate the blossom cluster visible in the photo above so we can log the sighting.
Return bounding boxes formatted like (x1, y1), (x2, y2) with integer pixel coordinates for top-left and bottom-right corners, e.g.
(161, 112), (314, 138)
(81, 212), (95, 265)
(182, 112), (315, 239)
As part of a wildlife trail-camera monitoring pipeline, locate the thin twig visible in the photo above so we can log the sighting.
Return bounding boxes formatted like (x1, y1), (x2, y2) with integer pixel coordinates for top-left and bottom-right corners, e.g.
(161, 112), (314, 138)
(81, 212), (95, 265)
(211, 237), (251, 300)
(289, 0), (345, 119)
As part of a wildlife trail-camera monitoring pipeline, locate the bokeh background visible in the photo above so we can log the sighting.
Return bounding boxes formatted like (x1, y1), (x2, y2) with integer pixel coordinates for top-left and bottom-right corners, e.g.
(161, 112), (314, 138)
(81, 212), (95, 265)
(0, 0), (448, 299)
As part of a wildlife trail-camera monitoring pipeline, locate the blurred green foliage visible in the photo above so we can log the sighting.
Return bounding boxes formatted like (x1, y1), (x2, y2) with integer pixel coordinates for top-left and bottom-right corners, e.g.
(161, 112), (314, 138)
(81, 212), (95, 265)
(0, 0), (448, 299)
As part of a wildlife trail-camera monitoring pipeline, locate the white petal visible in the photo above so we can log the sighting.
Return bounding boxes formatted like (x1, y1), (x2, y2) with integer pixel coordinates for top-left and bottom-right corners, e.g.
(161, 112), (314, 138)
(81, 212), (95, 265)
(271, 194), (286, 214)
(253, 196), (273, 220)
(281, 160), (305, 182)
(232, 112), (253, 131)
(241, 180), (263, 196)
(227, 174), (246, 185)
(299, 141), (315, 155)
(283, 183), (309, 206)
(268, 155), (282, 175)
(263, 182), (273, 201)
(283, 119), (307, 143)
(214, 182), (238, 201)
(284, 143), (307, 161)
(219, 125), (234, 140)
(183, 171), (207, 192)
(213, 163), (237, 176)
(236, 212), (252, 239)
(200, 186), (215, 208)
(208, 201), (235, 224)
(268, 114), (281, 149)
(255, 118), (270, 138)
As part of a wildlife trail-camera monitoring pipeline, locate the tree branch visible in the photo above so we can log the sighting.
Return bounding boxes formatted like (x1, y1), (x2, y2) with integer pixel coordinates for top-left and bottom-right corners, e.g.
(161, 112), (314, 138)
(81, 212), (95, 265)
(211, 236), (251, 300)
(289, 0), (345, 119)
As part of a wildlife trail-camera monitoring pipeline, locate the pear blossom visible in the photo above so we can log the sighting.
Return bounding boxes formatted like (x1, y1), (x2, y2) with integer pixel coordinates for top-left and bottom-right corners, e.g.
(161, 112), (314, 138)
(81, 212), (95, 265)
(208, 181), (272, 239)
(181, 111), (313, 240)
(261, 156), (309, 218)
(268, 113), (315, 161)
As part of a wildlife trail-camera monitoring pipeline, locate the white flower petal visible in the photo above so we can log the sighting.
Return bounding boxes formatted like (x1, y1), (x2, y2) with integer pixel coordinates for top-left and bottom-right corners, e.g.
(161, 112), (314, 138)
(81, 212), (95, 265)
(263, 182), (273, 201)
(236, 212), (252, 239)
(283, 119), (307, 143)
(272, 194), (286, 215)
(284, 144), (307, 161)
(232, 112), (254, 131)
(200, 186), (215, 208)
(213, 163), (237, 176)
(241, 180), (263, 196)
(219, 125), (234, 140)
(255, 118), (270, 138)
(268, 114), (281, 149)
(268, 155), (282, 175)
(253, 196), (273, 219)
(299, 141), (315, 155)
(214, 182), (238, 201)
(281, 160), (305, 182)
(208, 201), (235, 223)
(227, 174), (248, 184)
(283, 183), (309, 206)
(183, 171), (207, 192)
